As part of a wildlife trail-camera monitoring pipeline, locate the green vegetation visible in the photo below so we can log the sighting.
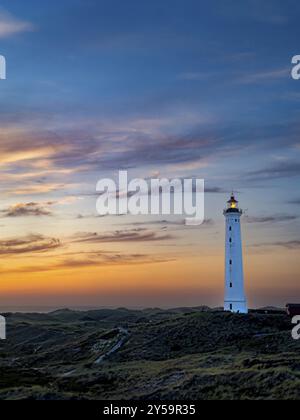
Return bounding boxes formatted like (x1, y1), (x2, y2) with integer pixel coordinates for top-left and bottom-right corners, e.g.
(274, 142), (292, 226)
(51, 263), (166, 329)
(0, 308), (299, 400)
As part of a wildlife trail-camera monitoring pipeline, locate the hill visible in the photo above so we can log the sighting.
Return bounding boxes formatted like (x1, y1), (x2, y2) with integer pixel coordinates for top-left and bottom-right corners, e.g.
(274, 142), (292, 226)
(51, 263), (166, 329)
(0, 308), (299, 400)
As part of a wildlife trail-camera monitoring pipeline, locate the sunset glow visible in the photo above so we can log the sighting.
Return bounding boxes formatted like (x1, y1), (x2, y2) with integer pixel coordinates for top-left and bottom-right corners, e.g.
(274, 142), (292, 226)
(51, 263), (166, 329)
(0, 0), (299, 310)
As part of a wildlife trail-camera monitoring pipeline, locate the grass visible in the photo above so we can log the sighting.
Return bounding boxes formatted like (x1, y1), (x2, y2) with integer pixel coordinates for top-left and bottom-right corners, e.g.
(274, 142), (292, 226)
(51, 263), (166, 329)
(0, 309), (299, 400)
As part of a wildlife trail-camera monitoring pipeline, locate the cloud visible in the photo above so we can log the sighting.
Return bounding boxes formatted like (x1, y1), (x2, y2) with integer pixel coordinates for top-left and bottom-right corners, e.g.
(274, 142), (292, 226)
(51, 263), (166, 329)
(51, 120), (300, 173)
(121, 218), (214, 228)
(237, 68), (289, 84)
(178, 67), (289, 86)
(272, 240), (300, 249)
(205, 187), (228, 193)
(129, 219), (187, 227)
(218, 0), (289, 25)
(0, 234), (61, 255)
(1, 202), (53, 218)
(0, 117), (297, 172)
(0, 116), (299, 201)
(0, 10), (34, 39)
(0, 120), (213, 174)
(0, 197), (82, 217)
(247, 161), (300, 181)
(1, 251), (175, 274)
(288, 198), (300, 205)
(6, 183), (72, 196)
(72, 229), (175, 244)
(245, 214), (298, 224)
(252, 240), (300, 250)
(0, 124), (79, 171)
(54, 253), (173, 269)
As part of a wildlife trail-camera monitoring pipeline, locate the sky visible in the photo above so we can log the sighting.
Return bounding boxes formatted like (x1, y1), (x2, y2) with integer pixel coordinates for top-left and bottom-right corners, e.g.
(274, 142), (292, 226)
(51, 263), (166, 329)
(0, 0), (299, 309)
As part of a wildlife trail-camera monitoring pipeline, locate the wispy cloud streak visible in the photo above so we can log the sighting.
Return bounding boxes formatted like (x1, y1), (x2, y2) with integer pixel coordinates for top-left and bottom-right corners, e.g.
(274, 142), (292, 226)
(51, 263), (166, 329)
(72, 229), (175, 244)
(0, 10), (34, 38)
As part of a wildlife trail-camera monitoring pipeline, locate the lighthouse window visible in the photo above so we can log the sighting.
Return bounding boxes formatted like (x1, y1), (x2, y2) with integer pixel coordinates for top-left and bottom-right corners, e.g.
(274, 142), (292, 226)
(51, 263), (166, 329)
(229, 227), (232, 231)
(230, 304), (233, 310)
(229, 238), (232, 243)
(230, 259), (232, 265)
(230, 283), (233, 288)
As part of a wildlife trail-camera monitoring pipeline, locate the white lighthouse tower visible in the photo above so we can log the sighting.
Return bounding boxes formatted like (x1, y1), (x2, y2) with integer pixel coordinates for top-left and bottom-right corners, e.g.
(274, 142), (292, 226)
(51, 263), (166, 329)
(224, 194), (248, 314)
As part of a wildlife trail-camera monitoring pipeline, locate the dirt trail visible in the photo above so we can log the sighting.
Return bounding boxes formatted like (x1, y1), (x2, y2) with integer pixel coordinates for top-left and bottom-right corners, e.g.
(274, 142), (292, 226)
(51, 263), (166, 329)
(95, 327), (129, 364)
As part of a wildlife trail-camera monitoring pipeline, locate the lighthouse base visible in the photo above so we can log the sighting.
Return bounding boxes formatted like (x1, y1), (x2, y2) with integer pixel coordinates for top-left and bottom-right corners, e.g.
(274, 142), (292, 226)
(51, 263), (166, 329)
(224, 300), (248, 314)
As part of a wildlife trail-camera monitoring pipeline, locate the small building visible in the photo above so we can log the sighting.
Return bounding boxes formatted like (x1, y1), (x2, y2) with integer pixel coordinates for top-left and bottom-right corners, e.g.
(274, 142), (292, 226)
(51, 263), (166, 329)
(286, 304), (300, 317)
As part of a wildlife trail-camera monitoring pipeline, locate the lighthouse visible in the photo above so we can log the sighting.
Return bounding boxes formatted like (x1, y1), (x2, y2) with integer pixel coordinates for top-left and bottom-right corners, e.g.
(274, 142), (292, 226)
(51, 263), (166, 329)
(224, 194), (248, 314)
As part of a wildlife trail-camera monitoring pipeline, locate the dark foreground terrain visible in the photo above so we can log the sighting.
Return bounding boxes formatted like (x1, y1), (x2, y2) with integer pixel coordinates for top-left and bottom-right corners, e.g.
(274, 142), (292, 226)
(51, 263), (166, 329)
(0, 307), (299, 400)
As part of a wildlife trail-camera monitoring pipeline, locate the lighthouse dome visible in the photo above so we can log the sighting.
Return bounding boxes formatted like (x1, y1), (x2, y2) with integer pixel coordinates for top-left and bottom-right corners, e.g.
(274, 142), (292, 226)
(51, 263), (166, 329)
(224, 194), (242, 214)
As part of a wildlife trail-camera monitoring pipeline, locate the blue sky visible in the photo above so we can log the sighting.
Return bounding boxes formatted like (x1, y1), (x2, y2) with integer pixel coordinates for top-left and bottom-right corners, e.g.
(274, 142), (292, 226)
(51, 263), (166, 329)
(0, 1), (299, 308)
